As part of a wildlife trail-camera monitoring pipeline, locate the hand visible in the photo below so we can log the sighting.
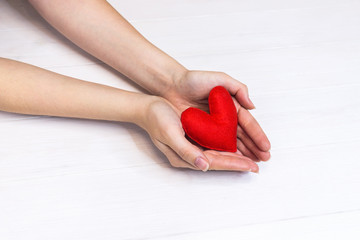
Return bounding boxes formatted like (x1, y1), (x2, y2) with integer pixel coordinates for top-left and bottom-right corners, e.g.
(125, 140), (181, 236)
(164, 70), (271, 162)
(138, 96), (259, 172)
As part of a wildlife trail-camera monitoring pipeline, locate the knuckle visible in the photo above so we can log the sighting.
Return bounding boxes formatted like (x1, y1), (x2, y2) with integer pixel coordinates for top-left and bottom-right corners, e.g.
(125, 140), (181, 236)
(218, 71), (229, 78)
(159, 125), (175, 142)
(169, 160), (181, 168)
(242, 116), (252, 128)
(237, 105), (246, 116)
(178, 148), (193, 162)
(241, 83), (248, 92)
(237, 127), (245, 137)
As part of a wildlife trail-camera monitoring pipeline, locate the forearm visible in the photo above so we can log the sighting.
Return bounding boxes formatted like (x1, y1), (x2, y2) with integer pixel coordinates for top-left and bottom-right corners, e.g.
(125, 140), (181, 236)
(0, 58), (152, 125)
(29, 0), (186, 96)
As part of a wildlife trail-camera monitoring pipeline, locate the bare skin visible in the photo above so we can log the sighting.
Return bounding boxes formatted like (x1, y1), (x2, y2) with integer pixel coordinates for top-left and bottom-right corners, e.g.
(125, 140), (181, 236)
(0, 58), (259, 172)
(0, 0), (271, 172)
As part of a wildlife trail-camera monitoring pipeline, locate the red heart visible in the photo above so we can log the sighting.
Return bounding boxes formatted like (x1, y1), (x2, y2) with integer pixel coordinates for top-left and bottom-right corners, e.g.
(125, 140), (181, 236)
(180, 86), (238, 152)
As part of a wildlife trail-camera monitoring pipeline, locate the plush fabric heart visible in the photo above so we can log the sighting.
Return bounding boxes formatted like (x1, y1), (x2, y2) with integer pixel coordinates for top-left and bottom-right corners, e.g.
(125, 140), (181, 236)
(180, 86), (238, 152)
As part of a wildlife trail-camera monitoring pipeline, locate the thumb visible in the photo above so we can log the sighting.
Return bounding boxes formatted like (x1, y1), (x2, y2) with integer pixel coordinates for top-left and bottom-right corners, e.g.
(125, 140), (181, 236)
(166, 131), (210, 172)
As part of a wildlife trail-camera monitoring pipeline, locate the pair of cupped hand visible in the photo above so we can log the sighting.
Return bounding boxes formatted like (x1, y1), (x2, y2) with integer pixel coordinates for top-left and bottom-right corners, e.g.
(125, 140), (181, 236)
(139, 70), (271, 173)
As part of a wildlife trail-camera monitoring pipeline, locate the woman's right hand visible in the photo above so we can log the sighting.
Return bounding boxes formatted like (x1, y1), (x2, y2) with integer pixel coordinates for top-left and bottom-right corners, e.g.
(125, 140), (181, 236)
(138, 97), (259, 172)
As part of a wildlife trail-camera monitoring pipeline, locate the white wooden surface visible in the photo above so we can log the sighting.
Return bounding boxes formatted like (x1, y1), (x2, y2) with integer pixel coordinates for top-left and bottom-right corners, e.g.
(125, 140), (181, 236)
(1, 0), (360, 239)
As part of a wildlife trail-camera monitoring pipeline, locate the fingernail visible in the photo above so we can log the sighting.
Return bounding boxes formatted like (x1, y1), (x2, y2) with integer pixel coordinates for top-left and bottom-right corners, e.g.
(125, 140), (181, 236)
(195, 157), (209, 172)
(250, 164), (259, 173)
(248, 97), (255, 109)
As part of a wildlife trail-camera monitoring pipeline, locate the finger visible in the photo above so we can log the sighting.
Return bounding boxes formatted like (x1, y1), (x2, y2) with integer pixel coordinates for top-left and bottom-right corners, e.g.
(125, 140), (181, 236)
(237, 127), (271, 161)
(152, 139), (197, 170)
(164, 128), (210, 172)
(232, 96), (241, 112)
(238, 106), (271, 152)
(236, 138), (260, 161)
(221, 74), (255, 109)
(235, 149), (244, 156)
(204, 151), (259, 172)
(233, 96), (269, 157)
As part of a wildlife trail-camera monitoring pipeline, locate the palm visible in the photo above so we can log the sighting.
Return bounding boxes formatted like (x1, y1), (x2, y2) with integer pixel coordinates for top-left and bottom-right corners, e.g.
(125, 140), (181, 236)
(168, 71), (226, 112)
(167, 70), (271, 162)
(144, 99), (259, 171)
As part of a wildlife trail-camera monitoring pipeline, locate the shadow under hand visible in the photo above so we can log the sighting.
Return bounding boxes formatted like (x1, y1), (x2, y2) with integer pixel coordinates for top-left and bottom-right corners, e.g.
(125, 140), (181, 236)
(127, 124), (255, 183)
(6, 0), (99, 63)
(5, 0), (146, 94)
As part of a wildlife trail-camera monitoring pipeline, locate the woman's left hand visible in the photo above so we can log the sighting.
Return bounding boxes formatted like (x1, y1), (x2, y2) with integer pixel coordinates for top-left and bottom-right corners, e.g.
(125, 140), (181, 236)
(163, 70), (271, 162)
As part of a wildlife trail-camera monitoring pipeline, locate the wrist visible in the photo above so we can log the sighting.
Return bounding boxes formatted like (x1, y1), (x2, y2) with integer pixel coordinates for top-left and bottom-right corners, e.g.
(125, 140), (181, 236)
(111, 43), (188, 99)
(131, 95), (164, 129)
(149, 59), (188, 98)
(158, 63), (188, 100)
